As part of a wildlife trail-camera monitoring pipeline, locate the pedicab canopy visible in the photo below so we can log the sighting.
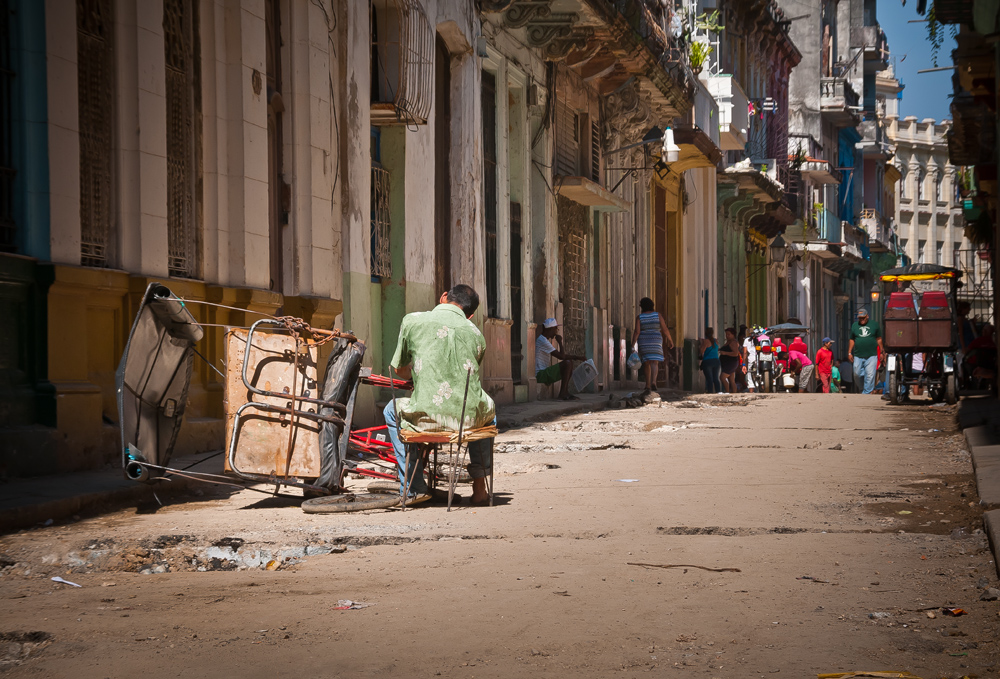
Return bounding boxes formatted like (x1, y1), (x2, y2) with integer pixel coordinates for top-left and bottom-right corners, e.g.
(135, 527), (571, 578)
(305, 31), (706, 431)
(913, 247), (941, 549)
(765, 323), (811, 335)
(878, 263), (961, 282)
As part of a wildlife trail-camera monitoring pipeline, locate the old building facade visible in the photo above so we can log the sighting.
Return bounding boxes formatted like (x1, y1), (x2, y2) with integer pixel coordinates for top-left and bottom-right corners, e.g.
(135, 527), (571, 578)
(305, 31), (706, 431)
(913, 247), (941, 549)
(12, 0), (985, 476)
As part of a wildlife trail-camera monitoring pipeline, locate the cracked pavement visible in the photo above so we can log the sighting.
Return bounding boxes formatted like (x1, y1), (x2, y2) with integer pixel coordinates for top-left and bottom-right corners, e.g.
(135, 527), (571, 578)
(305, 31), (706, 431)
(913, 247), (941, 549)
(1, 393), (998, 678)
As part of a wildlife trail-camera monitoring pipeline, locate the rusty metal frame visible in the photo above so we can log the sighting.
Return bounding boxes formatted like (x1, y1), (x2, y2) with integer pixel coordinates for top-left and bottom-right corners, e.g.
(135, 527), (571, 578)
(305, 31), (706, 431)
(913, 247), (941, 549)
(225, 318), (354, 494)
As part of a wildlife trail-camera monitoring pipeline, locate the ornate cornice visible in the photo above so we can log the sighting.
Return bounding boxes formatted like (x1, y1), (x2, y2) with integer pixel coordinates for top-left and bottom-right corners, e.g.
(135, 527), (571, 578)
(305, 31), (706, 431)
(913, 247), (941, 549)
(601, 78), (654, 153)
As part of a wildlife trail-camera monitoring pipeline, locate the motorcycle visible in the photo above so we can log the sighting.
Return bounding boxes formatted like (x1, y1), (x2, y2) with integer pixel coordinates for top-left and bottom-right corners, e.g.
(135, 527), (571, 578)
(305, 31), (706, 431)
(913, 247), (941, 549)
(751, 335), (778, 393)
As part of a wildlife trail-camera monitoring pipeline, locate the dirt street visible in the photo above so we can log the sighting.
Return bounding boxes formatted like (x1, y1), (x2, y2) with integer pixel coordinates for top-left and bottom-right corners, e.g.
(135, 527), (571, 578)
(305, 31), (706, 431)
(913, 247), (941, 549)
(1, 394), (998, 678)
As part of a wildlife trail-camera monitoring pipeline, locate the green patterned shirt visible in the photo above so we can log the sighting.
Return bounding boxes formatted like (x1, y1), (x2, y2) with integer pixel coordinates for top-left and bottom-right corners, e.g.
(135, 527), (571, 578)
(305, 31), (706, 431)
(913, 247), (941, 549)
(389, 303), (495, 432)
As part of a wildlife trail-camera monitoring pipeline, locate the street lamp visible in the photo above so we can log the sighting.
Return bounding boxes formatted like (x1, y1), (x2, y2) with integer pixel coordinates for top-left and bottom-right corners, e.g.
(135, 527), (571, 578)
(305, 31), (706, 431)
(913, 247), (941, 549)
(768, 234), (786, 265)
(870, 283), (881, 304)
(662, 126), (680, 164)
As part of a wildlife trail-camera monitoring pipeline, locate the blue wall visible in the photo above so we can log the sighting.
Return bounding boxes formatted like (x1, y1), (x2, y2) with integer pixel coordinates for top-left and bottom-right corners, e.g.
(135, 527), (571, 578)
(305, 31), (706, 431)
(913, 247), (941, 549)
(837, 127), (861, 225)
(9, 0), (50, 260)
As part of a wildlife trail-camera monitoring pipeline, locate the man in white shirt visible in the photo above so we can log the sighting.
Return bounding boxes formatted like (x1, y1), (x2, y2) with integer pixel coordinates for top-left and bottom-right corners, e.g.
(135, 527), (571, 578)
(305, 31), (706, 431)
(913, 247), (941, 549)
(535, 318), (586, 401)
(742, 332), (758, 392)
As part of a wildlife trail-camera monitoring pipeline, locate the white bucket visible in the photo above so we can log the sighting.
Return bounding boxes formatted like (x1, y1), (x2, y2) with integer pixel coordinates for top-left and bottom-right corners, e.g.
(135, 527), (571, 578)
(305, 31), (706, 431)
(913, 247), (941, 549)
(781, 373), (796, 389)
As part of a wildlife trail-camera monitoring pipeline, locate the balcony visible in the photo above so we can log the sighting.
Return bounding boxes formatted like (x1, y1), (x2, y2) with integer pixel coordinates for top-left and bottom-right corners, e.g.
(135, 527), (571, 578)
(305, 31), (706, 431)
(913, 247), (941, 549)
(860, 208), (894, 253)
(857, 118), (889, 158)
(820, 77), (860, 127)
(852, 24), (889, 71)
(817, 207), (842, 243)
(370, 0), (434, 125)
(705, 74), (749, 151)
(797, 158), (841, 185)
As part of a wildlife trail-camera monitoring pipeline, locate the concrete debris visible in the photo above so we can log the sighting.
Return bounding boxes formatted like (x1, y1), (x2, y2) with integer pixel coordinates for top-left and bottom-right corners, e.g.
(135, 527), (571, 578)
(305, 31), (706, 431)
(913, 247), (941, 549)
(0, 632), (53, 669)
(980, 587), (1000, 601)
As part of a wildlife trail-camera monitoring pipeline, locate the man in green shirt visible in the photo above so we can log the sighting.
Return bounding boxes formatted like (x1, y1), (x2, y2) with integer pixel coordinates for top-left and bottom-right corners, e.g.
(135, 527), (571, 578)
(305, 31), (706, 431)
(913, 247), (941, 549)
(384, 284), (496, 505)
(848, 307), (883, 394)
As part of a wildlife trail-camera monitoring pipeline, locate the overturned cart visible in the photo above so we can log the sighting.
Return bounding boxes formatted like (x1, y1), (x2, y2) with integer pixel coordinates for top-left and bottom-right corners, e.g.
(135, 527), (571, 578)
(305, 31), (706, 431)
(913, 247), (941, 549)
(116, 283), (370, 504)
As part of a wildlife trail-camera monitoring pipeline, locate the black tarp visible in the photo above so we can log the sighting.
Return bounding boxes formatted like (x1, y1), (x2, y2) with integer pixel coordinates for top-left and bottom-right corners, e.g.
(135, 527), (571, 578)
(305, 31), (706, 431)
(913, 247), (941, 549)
(316, 336), (366, 491)
(879, 263), (962, 279)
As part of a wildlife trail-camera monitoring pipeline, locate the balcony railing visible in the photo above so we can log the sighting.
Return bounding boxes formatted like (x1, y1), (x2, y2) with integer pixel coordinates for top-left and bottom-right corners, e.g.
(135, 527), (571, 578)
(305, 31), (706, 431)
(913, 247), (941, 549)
(821, 77), (859, 108)
(820, 77), (860, 126)
(817, 208), (841, 243)
(859, 207), (894, 251)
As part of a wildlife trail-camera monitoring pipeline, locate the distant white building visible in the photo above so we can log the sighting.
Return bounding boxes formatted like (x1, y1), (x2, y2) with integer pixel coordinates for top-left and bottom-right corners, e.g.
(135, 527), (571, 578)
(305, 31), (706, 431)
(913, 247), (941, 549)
(887, 115), (965, 269)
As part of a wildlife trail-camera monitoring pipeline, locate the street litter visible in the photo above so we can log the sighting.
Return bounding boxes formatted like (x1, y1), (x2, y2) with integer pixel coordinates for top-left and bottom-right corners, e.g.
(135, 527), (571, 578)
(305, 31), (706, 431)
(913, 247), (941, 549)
(51, 576), (81, 587)
(928, 429), (940, 433)
(942, 607), (967, 616)
(897, 510), (912, 515)
(627, 562), (741, 573)
(553, 590), (569, 596)
(797, 575), (831, 583)
(616, 479), (640, 483)
(334, 600), (374, 610)
(867, 611), (890, 619)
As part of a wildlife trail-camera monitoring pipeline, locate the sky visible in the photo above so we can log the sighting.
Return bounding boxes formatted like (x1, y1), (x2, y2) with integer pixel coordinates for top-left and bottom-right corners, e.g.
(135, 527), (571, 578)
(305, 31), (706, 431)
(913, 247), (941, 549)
(877, 1), (960, 123)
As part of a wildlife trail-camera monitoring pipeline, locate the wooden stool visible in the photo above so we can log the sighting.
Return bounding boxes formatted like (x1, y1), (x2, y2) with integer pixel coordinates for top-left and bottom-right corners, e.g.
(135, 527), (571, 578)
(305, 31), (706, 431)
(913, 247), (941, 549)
(399, 426), (498, 511)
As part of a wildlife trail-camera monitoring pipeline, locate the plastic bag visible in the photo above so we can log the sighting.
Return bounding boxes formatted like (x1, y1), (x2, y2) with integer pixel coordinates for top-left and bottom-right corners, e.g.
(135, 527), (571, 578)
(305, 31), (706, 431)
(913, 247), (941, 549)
(627, 351), (642, 371)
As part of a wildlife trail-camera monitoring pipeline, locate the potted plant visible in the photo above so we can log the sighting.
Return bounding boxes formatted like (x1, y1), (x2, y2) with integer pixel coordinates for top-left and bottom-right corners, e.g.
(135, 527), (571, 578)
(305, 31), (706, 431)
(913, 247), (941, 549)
(690, 41), (712, 74)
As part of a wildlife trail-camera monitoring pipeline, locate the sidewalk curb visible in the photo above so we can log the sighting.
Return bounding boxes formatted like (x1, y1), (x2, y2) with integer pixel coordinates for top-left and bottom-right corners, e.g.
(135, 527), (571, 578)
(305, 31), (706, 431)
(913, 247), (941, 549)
(957, 398), (1000, 578)
(496, 397), (611, 429)
(0, 469), (199, 535)
(985, 510), (1000, 580)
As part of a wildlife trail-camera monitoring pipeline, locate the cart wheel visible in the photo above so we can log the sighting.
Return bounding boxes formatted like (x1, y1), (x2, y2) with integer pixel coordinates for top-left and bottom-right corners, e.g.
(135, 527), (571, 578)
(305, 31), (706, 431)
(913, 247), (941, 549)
(888, 370), (900, 405)
(366, 480), (398, 494)
(763, 372), (772, 394)
(301, 493), (399, 513)
(945, 373), (958, 405)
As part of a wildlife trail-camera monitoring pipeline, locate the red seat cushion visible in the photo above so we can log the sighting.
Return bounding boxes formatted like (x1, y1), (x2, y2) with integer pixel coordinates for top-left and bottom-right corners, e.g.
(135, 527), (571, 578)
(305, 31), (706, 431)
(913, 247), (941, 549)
(921, 291), (948, 308)
(887, 292), (916, 310)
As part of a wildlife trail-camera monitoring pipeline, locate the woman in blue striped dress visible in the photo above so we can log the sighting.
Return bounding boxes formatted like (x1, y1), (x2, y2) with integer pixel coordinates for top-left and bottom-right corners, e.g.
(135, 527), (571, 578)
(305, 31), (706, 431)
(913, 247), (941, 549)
(632, 297), (675, 395)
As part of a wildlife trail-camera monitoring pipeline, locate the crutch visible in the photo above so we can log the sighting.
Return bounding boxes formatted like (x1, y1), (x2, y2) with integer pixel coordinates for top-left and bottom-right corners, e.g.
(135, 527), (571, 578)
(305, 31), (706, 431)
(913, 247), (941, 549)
(447, 367), (473, 512)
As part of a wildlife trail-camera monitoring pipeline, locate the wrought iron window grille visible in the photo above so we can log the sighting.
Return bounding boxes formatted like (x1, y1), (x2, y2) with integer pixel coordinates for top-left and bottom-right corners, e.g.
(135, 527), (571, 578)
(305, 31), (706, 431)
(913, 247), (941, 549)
(370, 164), (392, 279)
(370, 0), (433, 126)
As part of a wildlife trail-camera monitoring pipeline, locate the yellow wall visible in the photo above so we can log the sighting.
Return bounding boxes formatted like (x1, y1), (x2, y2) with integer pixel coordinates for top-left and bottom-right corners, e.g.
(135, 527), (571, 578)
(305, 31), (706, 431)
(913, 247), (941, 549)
(44, 265), (342, 473)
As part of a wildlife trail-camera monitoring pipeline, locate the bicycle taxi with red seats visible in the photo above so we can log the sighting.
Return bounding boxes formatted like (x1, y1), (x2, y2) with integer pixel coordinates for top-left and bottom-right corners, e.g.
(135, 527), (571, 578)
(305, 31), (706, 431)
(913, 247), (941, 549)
(878, 263), (963, 405)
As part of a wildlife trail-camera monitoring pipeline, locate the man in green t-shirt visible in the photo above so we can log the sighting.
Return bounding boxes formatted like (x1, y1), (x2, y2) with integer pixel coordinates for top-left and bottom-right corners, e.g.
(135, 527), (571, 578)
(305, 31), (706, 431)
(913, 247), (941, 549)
(847, 308), (883, 394)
